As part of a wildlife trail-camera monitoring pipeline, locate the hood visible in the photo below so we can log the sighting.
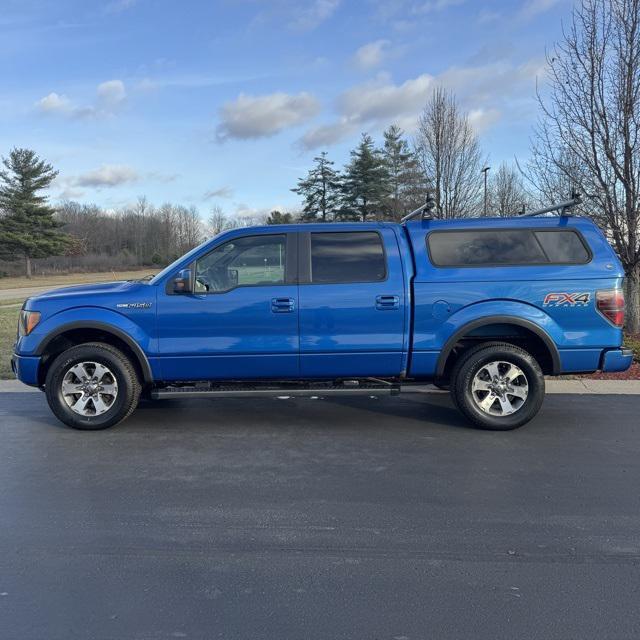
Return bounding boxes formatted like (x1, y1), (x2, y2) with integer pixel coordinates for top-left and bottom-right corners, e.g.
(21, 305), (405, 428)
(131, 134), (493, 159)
(27, 280), (144, 303)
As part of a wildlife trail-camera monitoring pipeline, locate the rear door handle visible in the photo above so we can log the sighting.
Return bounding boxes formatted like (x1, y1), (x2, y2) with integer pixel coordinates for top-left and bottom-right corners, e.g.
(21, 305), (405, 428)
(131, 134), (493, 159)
(376, 295), (400, 310)
(271, 297), (295, 313)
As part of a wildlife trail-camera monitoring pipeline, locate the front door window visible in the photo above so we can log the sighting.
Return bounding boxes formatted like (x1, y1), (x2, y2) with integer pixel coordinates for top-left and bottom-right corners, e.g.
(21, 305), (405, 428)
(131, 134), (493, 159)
(194, 235), (286, 293)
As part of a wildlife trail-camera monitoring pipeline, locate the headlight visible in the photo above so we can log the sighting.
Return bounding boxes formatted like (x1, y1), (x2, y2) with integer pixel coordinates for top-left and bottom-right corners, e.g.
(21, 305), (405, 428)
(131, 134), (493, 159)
(18, 310), (41, 337)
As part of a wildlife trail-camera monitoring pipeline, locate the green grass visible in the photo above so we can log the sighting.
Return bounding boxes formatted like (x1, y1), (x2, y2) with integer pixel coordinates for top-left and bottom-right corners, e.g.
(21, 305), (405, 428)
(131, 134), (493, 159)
(0, 305), (20, 379)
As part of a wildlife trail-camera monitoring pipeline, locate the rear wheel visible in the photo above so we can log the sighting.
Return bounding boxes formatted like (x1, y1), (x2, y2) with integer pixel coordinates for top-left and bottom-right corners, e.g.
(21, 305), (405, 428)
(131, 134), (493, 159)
(45, 342), (141, 430)
(450, 342), (544, 430)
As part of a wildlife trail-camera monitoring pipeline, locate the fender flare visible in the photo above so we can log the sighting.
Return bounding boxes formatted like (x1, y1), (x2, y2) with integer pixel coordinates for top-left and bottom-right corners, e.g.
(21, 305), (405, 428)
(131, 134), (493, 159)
(435, 315), (561, 377)
(34, 320), (153, 384)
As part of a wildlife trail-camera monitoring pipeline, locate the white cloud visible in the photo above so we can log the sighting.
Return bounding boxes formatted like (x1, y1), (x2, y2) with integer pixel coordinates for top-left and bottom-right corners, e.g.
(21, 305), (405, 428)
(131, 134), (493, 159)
(300, 73), (434, 149)
(35, 80), (127, 119)
(300, 58), (544, 149)
(519, 0), (562, 20)
(62, 166), (179, 191)
(468, 108), (502, 133)
(36, 92), (72, 115)
(96, 79), (126, 106)
(353, 39), (390, 70)
(71, 164), (139, 188)
(437, 59), (545, 101)
(300, 120), (356, 149)
(204, 186), (234, 200)
(339, 73), (433, 123)
(216, 91), (320, 141)
(58, 187), (86, 200)
(302, 73), (438, 148)
(289, 0), (340, 31)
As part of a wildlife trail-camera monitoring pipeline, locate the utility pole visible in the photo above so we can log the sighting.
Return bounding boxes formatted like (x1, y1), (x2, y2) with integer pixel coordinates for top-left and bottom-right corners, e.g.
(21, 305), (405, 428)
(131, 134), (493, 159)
(481, 166), (490, 216)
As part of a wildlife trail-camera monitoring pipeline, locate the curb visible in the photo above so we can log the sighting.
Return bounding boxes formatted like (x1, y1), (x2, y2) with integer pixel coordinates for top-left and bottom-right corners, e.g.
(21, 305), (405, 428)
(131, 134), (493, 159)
(1, 379), (640, 395)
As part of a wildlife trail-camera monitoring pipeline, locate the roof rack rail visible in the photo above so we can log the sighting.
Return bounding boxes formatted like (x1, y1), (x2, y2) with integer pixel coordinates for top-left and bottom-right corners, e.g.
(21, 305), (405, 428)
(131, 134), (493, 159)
(401, 194), (436, 223)
(521, 192), (582, 217)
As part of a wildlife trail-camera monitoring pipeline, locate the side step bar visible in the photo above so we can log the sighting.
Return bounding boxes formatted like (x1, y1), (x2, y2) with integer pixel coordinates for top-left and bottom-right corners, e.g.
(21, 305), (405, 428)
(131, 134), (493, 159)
(151, 381), (401, 400)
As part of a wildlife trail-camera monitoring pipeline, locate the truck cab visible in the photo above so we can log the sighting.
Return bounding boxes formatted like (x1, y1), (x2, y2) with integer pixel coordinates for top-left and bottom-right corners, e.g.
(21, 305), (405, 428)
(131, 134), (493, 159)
(12, 214), (633, 431)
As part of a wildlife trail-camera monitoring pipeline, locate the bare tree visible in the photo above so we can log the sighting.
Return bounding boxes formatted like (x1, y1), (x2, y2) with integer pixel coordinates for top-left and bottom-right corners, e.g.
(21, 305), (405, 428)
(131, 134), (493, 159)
(528, 0), (640, 332)
(207, 204), (229, 237)
(490, 162), (529, 216)
(521, 147), (584, 209)
(234, 213), (268, 227)
(175, 205), (202, 253)
(414, 88), (484, 219)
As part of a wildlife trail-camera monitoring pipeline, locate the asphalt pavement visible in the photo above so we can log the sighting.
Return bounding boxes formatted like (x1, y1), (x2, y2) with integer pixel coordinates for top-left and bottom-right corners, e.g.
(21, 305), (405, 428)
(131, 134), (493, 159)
(1, 389), (639, 640)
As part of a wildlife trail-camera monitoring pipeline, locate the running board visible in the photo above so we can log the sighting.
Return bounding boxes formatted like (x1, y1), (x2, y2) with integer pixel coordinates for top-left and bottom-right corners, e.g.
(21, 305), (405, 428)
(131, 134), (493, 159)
(151, 381), (401, 400)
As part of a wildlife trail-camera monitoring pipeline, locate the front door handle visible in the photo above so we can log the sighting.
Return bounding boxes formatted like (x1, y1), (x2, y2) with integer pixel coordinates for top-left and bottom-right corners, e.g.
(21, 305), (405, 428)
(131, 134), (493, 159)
(271, 297), (295, 313)
(376, 295), (400, 310)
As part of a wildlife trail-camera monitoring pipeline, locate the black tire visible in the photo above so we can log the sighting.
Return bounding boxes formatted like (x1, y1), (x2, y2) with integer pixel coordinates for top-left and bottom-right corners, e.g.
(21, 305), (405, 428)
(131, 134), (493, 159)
(45, 342), (141, 430)
(450, 342), (545, 431)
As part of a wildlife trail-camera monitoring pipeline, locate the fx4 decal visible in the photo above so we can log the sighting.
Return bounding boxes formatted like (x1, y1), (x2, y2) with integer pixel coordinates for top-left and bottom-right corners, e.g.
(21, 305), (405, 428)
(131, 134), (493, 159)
(543, 292), (591, 307)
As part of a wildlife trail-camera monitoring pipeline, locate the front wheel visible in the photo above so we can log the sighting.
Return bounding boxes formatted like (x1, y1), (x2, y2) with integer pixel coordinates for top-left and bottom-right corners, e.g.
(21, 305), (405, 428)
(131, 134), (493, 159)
(45, 342), (141, 430)
(450, 342), (545, 431)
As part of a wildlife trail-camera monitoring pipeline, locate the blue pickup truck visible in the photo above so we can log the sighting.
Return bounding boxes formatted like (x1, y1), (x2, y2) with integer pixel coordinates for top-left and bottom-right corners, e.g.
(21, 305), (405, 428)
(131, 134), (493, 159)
(12, 211), (632, 431)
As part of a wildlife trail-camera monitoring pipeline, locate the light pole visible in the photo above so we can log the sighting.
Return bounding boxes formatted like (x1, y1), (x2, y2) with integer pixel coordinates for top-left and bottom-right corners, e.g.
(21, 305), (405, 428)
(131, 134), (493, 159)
(481, 166), (490, 216)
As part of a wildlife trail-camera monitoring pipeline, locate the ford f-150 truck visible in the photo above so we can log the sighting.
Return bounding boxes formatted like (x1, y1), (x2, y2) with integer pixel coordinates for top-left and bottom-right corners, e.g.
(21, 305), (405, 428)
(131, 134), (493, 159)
(11, 211), (633, 431)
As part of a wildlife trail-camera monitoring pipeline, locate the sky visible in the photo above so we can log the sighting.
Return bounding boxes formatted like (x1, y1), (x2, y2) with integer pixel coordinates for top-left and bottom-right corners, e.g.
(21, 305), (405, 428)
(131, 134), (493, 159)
(0, 0), (572, 219)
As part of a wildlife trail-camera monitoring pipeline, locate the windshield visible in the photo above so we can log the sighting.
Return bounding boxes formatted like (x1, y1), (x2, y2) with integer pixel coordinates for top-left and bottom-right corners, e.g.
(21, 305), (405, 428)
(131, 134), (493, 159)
(148, 237), (214, 285)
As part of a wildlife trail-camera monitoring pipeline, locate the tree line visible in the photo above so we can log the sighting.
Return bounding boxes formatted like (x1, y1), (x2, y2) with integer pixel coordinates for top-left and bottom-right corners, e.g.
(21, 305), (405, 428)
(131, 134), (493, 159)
(289, 89), (529, 224)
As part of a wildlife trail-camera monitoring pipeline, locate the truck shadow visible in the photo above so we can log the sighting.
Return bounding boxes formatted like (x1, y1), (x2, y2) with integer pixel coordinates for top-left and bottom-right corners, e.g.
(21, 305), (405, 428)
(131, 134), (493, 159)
(133, 392), (473, 432)
(0, 390), (473, 433)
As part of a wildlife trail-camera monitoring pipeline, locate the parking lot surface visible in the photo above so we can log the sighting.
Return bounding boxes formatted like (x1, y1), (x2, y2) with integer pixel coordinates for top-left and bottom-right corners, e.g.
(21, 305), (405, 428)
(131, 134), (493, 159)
(1, 390), (639, 639)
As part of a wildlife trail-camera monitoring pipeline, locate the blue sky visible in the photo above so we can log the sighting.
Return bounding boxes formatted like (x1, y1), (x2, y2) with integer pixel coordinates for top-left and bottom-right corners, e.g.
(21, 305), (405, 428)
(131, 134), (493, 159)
(0, 0), (571, 219)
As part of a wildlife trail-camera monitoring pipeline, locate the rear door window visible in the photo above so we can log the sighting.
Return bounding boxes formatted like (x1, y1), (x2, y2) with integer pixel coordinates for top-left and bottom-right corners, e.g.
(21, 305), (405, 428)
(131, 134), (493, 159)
(310, 232), (386, 283)
(427, 229), (590, 267)
(533, 230), (590, 263)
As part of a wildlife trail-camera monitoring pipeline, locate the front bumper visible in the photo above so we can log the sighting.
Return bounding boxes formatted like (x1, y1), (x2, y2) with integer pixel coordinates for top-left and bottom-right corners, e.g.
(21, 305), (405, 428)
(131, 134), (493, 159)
(11, 353), (41, 386)
(600, 348), (634, 373)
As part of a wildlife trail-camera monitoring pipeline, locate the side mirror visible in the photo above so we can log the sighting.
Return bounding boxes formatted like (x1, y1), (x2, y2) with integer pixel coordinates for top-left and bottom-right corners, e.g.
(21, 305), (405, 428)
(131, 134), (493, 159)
(173, 268), (192, 294)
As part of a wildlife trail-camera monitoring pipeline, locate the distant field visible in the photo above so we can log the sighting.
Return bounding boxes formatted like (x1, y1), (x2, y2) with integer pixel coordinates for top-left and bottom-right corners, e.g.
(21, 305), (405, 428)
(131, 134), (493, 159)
(0, 268), (154, 291)
(0, 305), (20, 379)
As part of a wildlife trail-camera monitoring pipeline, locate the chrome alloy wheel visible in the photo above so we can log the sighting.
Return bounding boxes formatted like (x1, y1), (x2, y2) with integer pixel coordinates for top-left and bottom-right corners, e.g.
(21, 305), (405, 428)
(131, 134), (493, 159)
(61, 362), (118, 416)
(471, 360), (528, 416)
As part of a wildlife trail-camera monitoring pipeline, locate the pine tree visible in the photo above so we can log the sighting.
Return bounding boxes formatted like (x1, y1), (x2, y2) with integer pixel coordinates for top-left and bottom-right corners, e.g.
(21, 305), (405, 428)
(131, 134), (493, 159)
(339, 134), (390, 222)
(0, 148), (69, 277)
(291, 152), (341, 222)
(266, 210), (294, 225)
(382, 125), (425, 221)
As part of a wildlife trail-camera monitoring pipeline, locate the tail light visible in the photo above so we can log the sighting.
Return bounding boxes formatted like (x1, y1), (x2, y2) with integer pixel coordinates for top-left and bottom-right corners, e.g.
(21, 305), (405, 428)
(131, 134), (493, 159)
(596, 289), (625, 327)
